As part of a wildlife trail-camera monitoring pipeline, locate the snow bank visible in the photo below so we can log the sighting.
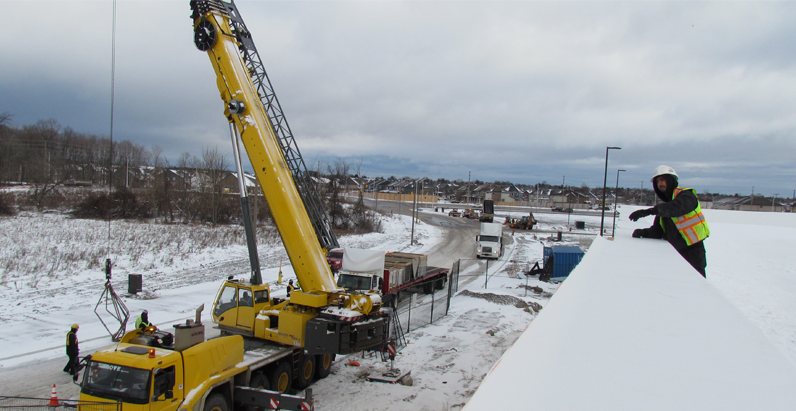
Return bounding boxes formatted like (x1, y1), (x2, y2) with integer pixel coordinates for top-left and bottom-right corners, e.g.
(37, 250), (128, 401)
(465, 226), (796, 410)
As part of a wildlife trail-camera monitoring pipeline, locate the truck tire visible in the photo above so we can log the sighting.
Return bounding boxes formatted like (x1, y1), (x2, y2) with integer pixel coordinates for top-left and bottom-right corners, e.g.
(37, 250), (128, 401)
(269, 361), (292, 393)
(434, 277), (445, 290)
(203, 394), (228, 411)
(250, 372), (270, 390)
(295, 354), (315, 389)
(422, 281), (433, 294)
(315, 353), (335, 379)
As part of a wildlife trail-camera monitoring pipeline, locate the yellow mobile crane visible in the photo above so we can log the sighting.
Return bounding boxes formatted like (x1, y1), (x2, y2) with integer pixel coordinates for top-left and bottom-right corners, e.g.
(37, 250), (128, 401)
(190, 0), (387, 365)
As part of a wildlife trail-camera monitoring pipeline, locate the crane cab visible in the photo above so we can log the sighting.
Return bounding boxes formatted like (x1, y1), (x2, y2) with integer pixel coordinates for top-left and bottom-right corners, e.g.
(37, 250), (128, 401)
(213, 281), (277, 336)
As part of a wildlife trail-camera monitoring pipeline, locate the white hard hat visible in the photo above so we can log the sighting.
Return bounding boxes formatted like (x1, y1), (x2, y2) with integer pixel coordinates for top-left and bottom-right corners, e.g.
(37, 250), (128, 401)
(651, 165), (678, 182)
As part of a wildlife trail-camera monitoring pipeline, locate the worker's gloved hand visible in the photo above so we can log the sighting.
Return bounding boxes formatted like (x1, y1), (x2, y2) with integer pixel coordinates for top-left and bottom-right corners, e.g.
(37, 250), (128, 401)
(632, 229), (644, 238)
(629, 207), (657, 222)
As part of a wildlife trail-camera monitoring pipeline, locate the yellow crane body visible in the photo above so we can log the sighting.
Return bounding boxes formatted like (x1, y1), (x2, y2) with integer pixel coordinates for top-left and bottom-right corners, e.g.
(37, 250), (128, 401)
(198, 12), (338, 295)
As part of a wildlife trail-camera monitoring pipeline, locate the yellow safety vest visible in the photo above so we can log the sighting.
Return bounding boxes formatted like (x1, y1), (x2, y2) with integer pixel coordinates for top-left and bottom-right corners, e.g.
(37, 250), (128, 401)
(660, 187), (710, 246)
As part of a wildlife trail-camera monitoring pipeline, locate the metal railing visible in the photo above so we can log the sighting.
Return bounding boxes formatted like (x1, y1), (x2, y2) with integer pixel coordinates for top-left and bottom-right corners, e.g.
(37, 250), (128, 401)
(0, 397), (119, 411)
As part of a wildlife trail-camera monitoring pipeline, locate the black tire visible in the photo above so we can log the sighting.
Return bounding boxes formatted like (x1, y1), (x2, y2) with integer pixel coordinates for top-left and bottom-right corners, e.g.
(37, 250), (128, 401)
(434, 277), (445, 290)
(203, 394), (228, 411)
(250, 372), (270, 390)
(295, 354), (315, 389)
(315, 353), (335, 379)
(268, 361), (292, 393)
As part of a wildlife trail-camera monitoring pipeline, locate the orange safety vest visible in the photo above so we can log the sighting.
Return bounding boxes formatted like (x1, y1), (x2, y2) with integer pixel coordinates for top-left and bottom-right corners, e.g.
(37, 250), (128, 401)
(660, 187), (710, 246)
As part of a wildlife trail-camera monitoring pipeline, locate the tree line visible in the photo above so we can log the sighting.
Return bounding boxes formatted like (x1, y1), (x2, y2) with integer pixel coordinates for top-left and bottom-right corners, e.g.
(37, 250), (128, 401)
(0, 114), (381, 234)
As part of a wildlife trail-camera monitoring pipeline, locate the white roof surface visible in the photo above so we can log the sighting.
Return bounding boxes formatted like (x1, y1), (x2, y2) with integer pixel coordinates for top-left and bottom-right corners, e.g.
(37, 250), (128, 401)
(464, 233), (796, 410)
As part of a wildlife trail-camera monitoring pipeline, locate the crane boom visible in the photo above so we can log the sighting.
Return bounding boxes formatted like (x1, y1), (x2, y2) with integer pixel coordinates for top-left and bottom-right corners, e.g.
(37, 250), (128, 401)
(191, 0), (338, 294)
(217, 0), (339, 252)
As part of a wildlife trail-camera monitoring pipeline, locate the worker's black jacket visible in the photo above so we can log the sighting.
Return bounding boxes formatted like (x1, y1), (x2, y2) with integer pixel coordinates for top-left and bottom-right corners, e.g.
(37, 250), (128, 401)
(634, 174), (706, 276)
(66, 330), (79, 357)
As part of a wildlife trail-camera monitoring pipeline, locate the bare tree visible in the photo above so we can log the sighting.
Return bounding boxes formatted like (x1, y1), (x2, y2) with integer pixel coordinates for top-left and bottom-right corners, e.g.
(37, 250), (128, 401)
(200, 146), (230, 225)
(326, 159), (350, 230)
(174, 152), (200, 222)
(148, 146), (174, 222)
(25, 120), (66, 210)
(0, 113), (15, 182)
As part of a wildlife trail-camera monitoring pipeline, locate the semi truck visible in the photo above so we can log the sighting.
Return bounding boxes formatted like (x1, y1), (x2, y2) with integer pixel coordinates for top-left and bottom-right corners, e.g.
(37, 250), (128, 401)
(476, 222), (504, 259)
(336, 249), (449, 297)
(79, 307), (317, 411)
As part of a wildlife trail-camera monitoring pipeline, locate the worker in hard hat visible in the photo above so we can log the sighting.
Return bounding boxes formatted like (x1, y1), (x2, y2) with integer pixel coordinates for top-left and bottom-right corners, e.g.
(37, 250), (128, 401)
(629, 165), (710, 277)
(135, 310), (152, 331)
(63, 323), (80, 381)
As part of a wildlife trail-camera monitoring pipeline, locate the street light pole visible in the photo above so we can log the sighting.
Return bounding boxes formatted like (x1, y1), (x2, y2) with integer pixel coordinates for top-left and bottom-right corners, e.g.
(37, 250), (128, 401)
(612, 169), (626, 238)
(600, 146), (621, 236)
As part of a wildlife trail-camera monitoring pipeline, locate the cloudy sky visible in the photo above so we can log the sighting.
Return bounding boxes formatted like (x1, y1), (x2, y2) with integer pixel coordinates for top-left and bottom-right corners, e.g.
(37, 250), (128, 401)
(2, 0), (795, 196)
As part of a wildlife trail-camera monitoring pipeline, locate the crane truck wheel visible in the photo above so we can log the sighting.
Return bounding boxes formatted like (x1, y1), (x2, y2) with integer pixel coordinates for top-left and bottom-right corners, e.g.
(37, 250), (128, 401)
(269, 361), (292, 393)
(295, 354), (316, 389)
(315, 353), (335, 379)
(203, 394), (228, 411)
(250, 372), (270, 390)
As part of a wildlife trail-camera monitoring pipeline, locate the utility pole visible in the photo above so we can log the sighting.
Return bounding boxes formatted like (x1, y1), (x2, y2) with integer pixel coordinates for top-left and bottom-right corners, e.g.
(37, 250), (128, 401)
(468, 171), (471, 205)
(411, 179), (421, 245)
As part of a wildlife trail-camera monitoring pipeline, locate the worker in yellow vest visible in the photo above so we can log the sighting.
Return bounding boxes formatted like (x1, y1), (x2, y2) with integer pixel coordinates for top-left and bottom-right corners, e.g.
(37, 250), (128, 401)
(629, 165), (709, 277)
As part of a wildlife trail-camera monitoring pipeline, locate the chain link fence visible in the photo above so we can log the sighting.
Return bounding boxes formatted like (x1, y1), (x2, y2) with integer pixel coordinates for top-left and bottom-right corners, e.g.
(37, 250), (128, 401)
(384, 260), (461, 349)
(0, 397), (119, 411)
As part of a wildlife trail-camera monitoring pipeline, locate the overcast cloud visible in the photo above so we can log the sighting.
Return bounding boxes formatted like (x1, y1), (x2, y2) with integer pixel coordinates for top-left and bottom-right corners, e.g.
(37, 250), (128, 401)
(2, 0), (795, 196)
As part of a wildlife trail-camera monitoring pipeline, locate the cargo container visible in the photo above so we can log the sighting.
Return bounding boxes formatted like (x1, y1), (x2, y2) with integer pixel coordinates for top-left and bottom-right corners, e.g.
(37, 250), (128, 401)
(541, 246), (585, 281)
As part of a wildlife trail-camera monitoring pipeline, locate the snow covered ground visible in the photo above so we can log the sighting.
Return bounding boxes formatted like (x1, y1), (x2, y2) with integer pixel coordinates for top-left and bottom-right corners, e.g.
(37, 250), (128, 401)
(2, 205), (794, 410)
(0, 208), (579, 409)
(465, 206), (796, 410)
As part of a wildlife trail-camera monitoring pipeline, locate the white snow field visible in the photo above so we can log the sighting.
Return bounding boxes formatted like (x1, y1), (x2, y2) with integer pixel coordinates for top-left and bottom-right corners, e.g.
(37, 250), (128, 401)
(2, 206), (796, 410)
(465, 207), (796, 410)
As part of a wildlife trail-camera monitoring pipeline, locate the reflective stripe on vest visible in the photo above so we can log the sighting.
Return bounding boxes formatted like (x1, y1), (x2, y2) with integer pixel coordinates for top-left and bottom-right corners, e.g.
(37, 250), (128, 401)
(660, 187), (710, 246)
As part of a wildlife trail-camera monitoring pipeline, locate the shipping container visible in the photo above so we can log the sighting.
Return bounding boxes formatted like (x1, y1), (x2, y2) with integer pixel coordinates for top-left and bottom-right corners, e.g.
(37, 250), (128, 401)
(542, 246), (585, 281)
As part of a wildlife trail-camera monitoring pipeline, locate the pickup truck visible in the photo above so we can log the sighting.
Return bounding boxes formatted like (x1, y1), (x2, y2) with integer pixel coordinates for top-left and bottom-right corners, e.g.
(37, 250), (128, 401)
(326, 248), (344, 272)
(448, 209), (462, 217)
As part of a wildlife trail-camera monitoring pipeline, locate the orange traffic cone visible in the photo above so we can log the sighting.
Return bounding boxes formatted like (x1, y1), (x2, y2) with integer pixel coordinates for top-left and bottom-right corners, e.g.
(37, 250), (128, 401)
(49, 384), (59, 406)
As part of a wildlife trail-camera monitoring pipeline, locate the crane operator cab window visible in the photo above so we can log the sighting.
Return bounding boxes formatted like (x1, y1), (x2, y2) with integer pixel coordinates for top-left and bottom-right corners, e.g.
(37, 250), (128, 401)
(239, 289), (253, 307)
(214, 285), (238, 317)
(254, 289), (269, 304)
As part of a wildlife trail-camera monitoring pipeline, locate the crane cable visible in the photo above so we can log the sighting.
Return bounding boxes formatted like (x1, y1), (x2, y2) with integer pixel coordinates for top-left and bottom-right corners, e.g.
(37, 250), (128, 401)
(107, 0), (115, 252)
(95, 0), (130, 341)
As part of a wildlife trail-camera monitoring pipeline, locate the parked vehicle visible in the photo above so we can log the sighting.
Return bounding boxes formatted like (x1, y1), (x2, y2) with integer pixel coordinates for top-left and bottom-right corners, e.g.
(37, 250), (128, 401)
(326, 248), (344, 272)
(448, 209), (462, 217)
